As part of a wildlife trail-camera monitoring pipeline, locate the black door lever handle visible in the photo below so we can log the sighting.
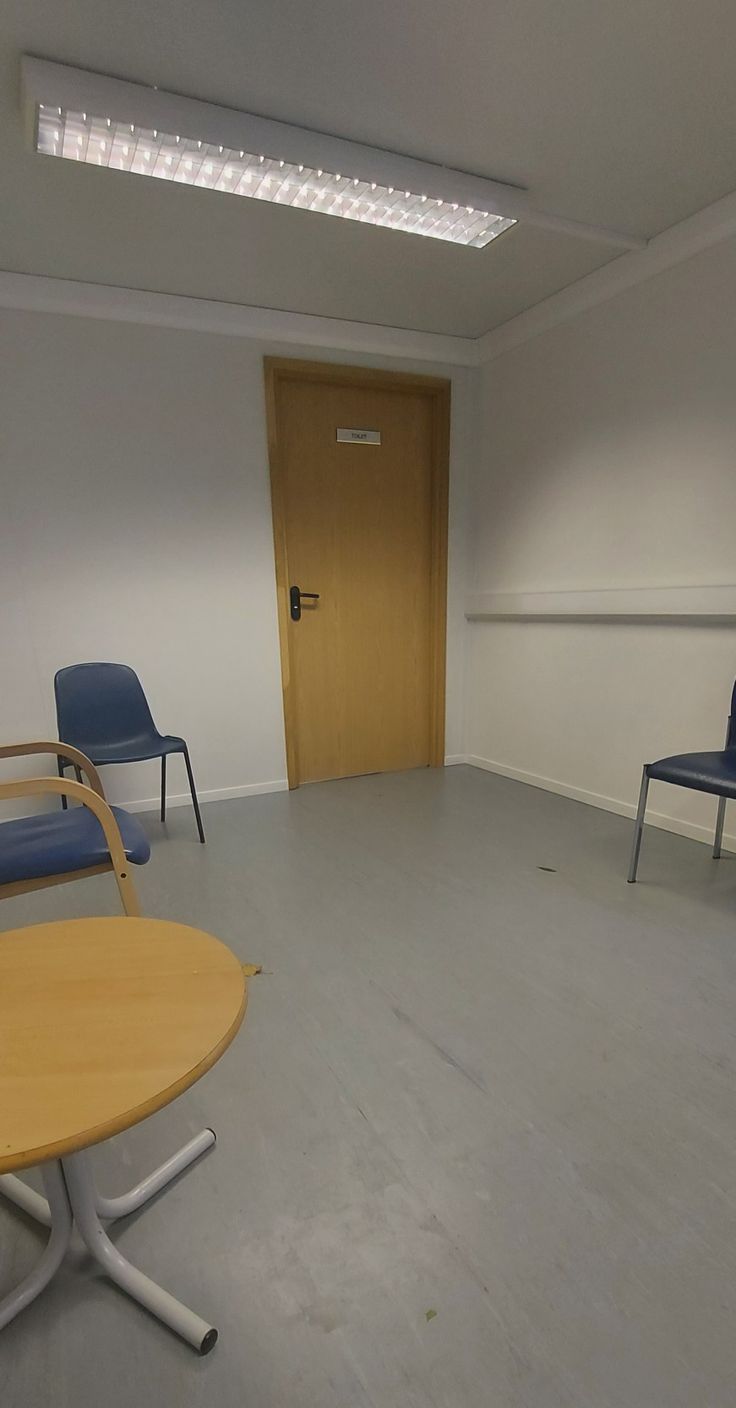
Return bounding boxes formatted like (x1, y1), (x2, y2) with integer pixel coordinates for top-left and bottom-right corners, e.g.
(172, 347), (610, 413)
(289, 585), (320, 622)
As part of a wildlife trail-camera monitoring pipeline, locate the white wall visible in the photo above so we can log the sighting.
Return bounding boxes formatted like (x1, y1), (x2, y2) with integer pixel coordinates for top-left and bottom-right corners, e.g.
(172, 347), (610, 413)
(466, 236), (736, 845)
(0, 307), (475, 808)
(10, 236), (733, 843)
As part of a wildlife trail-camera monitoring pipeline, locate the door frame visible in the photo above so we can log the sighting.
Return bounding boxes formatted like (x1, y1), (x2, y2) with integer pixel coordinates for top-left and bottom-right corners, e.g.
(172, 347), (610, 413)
(264, 356), (451, 789)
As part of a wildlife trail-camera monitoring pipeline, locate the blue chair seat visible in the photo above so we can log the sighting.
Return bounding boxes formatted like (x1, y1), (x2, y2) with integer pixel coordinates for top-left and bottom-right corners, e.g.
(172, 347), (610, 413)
(77, 734), (186, 766)
(647, 751), (736, 799)
(0, 806), (150, 885)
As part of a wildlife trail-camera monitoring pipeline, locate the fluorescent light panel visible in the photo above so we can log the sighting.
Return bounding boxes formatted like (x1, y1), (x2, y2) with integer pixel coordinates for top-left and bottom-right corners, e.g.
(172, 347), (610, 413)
(36, 105), (515, 248)
(23, 59), (648, 253)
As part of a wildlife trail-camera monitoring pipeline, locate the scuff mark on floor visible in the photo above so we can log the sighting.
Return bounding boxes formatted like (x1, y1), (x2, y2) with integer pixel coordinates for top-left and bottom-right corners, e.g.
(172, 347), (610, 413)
(391, 1006), (487, 1093)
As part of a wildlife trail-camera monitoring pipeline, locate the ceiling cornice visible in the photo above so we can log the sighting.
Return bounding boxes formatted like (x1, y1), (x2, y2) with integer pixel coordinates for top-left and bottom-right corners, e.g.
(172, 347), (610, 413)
(2, 189), (736, 365)
(0, 271), (479, 367)
(477, 188), (736, 364)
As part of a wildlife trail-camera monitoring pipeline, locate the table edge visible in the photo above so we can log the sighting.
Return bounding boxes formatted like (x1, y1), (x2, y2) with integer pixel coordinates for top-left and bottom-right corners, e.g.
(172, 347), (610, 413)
(0, 977), (248, 1175)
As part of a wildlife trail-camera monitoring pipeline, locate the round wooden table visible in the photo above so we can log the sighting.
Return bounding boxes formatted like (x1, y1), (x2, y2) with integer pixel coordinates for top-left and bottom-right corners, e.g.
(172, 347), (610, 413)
(0, 916), (247, 1353)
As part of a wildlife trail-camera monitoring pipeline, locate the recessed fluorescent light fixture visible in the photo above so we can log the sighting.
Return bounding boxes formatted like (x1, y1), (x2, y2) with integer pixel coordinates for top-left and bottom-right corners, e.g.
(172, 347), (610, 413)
(21, 58), (646, 252)
(35, 106), (514, 248)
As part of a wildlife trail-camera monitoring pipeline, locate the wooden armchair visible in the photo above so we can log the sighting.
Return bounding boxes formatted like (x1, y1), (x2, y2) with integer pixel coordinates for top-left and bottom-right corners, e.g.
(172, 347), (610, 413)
(0, 742), (150, 916)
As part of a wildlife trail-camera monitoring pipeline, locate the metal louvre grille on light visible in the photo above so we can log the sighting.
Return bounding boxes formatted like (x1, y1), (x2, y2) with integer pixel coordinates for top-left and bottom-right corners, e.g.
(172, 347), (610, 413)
(36, 106), (515, 248)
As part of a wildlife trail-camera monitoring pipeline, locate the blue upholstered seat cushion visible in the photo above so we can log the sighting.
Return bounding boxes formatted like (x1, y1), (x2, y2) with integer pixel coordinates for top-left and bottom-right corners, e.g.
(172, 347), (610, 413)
(0, 805), (150, 885)
(647, 751), (736, 798)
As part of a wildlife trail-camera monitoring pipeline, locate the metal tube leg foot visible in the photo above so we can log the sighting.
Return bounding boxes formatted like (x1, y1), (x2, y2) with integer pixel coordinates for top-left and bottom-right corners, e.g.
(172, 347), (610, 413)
(628, 767), (650, 883)
(183, 747), (205, 844)
(0, 1174), (51, 1227)
(713, 796), (727, 859)
(94, 1129), (216, 1220)
(0, 1163), (71, 1331)
(62, 1151), (217, 1354)
(160, 755), (167, 824)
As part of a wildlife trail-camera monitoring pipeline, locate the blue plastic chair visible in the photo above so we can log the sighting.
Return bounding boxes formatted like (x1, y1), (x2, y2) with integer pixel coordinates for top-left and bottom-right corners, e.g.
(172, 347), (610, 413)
(55, 663), (205, 843)
(0, 741), (149, 914)
(628, 680), (736, 882)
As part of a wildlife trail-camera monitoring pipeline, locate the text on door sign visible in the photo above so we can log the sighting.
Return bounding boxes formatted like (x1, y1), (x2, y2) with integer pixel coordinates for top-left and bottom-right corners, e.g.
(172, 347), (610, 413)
(336, 427), (381, 445)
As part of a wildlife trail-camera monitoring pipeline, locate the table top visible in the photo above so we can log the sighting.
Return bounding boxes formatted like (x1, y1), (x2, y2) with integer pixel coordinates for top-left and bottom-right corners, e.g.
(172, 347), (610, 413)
(0, 917), (247, 1174)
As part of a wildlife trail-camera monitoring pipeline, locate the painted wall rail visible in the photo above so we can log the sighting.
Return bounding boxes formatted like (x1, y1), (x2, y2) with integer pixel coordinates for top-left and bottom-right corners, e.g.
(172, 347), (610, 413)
(465, 586), (736, 622)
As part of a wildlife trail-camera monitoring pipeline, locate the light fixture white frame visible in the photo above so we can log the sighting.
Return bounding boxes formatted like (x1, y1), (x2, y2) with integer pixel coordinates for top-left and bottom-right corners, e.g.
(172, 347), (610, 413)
(22, 57), (646, 252)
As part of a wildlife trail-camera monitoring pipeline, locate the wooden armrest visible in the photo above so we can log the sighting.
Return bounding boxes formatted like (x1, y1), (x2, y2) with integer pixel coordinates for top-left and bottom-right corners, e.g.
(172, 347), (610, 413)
(0, 741), (104, 797)
(0, 775), (141, 917)
(0, 775), (128, 872)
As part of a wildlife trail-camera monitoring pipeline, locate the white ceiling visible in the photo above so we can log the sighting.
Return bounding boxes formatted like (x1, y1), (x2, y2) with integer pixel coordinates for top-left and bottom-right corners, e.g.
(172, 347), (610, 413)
(1, 0), (736, 337)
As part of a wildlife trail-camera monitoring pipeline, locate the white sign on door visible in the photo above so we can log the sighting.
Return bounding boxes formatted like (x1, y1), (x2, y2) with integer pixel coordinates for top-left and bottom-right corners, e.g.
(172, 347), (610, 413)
(336, 427), (381, 445)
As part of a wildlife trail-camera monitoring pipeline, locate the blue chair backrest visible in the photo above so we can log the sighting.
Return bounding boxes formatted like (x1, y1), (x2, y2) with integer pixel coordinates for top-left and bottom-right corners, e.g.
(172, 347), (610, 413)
(729, 679), (736, 748)
(55, 663), (157, 748)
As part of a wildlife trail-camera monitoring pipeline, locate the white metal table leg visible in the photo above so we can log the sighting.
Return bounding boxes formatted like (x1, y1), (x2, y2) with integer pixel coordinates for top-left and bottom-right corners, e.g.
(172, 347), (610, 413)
(62, 1150), (217, 1354)
(0, 1162), (71, 1330)
(0, 1174), (52, 1227)
(94, 1129), (215, 1220)
(0, 1129), (215, 1229)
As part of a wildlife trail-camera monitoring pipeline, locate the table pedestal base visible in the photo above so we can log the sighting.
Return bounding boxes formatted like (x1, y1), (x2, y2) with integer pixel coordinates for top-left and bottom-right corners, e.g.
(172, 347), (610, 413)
(0, 1129), (218, 1353)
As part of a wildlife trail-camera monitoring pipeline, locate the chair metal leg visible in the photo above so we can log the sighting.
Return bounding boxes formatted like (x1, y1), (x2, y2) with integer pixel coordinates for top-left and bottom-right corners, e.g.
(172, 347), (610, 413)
(0, 1162), (71, 1331)
(62, 1150), (217, 1354)
(57, 760), (86, 807)
(713, 796), (727, 859)
(183, 746), (205, 844)
(160, 755), (167, 823)
(627, 766), (650, 883)
(58, 755), (68, 810)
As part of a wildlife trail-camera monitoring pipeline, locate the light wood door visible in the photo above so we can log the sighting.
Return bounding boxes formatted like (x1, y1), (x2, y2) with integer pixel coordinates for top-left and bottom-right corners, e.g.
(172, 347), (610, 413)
(266, 360), (450, 787)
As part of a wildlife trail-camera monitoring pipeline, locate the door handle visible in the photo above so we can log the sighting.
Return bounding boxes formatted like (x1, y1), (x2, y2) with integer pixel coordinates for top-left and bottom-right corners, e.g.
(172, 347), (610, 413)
(289, 585), (320, 622)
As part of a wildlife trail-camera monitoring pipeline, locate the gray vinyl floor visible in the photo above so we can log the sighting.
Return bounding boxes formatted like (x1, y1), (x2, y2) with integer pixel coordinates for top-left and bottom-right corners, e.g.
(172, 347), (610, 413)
(1, 765), (736, 1408)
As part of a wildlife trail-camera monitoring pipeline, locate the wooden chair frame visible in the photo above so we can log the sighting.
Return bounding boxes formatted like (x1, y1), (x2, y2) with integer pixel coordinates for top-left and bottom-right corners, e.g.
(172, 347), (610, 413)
(0, 742), (140, 916)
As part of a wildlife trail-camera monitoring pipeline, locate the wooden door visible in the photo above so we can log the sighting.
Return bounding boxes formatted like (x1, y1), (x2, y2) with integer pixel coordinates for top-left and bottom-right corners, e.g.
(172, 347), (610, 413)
(265, 359), (450, 787)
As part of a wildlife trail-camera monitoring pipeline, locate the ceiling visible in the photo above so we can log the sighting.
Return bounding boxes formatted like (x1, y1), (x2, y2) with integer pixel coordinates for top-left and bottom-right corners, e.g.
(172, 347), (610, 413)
(1, 0), (736, 337)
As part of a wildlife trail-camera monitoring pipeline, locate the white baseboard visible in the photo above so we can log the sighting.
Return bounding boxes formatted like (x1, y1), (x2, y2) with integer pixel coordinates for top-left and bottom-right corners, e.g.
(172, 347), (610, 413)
(122, 777), (288, 814)
(464, 753), (736, 853)
(116, 758), (735, 855)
